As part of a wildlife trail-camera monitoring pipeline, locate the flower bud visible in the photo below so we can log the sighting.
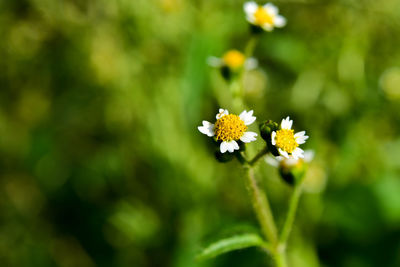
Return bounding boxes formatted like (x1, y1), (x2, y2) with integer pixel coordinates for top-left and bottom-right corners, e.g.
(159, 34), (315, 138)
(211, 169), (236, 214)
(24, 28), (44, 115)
(279, 160), (307, 186)
(249, 25), (264, 35)
(220, 66), (232, 81)
(259, 120), (279, 156)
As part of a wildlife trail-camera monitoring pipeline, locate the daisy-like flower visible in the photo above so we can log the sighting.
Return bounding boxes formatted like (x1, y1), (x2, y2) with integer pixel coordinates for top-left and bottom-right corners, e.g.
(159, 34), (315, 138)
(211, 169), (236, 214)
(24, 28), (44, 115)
(207, 50), (258, 71)
(198, 109), (258, 153)
(266, 150), (314, 169)
(243, 2), (286, 31)
(271, 116), (309, 160)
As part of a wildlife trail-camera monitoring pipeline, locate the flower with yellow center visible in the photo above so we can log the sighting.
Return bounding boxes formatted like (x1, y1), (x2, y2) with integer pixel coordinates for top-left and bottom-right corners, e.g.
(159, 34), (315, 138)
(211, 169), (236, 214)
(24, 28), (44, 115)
(198, 109), (258, 153)
(244, 2), (286, 31)
(207, 50), (258, 71)
(222, 50), (246, 69)
(271, 116), (309, 159)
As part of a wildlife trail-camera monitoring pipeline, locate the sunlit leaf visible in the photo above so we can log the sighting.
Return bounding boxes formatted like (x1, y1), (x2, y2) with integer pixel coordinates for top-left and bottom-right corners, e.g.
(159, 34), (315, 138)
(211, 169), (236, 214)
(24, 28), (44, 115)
(197, 233), (269, 261)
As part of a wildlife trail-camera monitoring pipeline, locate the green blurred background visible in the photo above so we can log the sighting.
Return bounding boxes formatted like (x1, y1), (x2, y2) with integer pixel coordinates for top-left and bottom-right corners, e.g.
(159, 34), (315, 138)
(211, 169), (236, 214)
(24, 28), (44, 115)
(1, 0), (400, 266)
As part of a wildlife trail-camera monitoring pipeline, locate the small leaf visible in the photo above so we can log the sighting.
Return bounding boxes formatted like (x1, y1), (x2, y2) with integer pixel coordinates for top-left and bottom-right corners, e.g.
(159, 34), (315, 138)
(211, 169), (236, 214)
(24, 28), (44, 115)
(197, 233), (269, 261)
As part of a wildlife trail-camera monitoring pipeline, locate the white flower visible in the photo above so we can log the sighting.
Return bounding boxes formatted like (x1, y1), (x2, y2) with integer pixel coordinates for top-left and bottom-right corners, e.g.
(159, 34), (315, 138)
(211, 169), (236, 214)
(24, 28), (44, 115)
(265, 150), (314, 168)
(198, 108), (258, 153)
(207, 49), (258, 70)
(271, 116), (309, 160)
(243, 1), (286, 31)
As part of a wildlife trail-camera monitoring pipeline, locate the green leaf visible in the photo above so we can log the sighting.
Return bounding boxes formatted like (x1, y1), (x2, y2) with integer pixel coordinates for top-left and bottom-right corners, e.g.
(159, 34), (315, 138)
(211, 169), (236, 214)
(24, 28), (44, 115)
(197, 233), (269, 261)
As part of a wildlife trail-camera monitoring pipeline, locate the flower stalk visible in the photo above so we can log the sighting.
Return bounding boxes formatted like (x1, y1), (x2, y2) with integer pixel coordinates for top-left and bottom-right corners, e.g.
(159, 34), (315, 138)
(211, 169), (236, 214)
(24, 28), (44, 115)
(279, 183), (303, 246)
(243, 166), (278, 246)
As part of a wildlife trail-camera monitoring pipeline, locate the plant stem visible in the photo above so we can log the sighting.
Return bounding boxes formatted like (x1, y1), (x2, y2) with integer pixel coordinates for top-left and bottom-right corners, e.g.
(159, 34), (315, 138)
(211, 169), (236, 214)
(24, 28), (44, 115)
(234, 36), (259, 109)
(279, 184), (303, 246)
(248, 146), (269, 166)
(274, 250), (288, 267)
(244, 36), (258, 58)
(243, 167), (278, 246)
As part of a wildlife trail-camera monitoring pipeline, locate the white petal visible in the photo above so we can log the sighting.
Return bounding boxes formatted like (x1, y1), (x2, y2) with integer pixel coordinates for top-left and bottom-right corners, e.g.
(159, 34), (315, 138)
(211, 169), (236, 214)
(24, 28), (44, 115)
(296, 136), (309, 144)
(293, 147), (305, 159)
(225, 140), (239, 153)
(220, 141), (228, 153)
(276, 156), (284, 162)
(244, 1), (258, 15)
(265, 156), (279, 167)
(246, 15), (256, 24)
(281, 117), (287, 129)
(240, 131), (258, 143)
(239, 110), (256, 125)
(271, 131), (276, 145)
(198, 121), (215, 137)
(232, 140), (240, 150)
(294, 131), (305, 138)
(281, 116), (292, 129)
(279, 148), (289, 159)
(216, 109), (229, 119)
(287, 117), (293, 129)
(263, 3), (278, 15)
(207, 56), (223, 67)
(244, 58), (258, 70)
(303, 150), (314, 162)
(274, 15), (286, 27)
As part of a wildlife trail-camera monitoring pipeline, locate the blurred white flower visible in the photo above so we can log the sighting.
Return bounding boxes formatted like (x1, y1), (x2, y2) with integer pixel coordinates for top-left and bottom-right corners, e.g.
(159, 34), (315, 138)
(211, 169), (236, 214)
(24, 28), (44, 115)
(198, 109), (258, 153)
(243, 1), (286, 31)
(271, 116), (309, 160)
(207, 50), (258, 70)
(265, 150), (314, 168)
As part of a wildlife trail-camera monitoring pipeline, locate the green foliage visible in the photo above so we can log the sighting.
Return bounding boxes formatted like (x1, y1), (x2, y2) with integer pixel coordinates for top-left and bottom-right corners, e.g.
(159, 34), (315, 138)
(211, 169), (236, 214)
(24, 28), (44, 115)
(197, 233), (269, 261)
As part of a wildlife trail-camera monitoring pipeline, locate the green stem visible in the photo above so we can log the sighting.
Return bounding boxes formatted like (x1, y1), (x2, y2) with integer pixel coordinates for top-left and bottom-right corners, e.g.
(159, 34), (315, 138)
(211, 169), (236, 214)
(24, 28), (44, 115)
(234, 36), (259, 108)
(248, 146), (269, 166)
(244, 36), (258, 58)
(274, 250), (288, 267)
(230, 78), (244, 112)
(279, 184), (303, 246)
(243, 167), (278, 246)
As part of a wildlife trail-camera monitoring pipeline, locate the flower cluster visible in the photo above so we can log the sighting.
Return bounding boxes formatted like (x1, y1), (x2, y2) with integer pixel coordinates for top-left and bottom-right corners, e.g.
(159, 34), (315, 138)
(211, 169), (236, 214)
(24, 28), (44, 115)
(199, 110), (309, 159)
(198, 2), (310, 180)
(207, 2), (286, 78)
(197, 2), (314, 265)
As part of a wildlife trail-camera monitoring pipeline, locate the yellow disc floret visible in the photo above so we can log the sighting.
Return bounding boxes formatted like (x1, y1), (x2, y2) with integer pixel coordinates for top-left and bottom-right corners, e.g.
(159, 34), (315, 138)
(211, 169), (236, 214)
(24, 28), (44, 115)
(223, 50), (246, 69)
(275, 129), (298, 154)
(254, 7), (274, 26)
(214, 114), (247, 141)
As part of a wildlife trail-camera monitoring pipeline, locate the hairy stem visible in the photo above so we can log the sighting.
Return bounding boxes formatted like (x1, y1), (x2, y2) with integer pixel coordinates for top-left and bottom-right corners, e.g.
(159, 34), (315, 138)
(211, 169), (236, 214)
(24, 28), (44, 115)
(248, 146), (269, 166)
(244, 167), (278, 246)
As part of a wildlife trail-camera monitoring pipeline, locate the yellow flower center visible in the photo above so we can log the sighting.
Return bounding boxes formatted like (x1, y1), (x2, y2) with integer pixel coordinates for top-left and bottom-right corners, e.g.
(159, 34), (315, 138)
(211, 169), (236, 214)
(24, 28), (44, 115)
(254, 7), (274, 25)
(275, 129), (298, 154)
(223, 50), (246, 69)
(214, 114), (247, 141)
